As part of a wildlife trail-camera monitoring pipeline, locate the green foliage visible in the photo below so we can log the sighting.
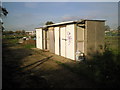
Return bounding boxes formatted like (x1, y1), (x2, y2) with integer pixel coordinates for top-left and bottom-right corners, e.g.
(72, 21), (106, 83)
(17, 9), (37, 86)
(54, 48), (120, 87)
(118, 26), (120, 30)
(23, 44), (35, 49)
(105, 31), (119, 36)
(104, 36), (119, 51)
(3, 34), (26, 39)
(105, 25), (110, 31)
(45, 21), (54, 25)
(2, 34), (36, 49)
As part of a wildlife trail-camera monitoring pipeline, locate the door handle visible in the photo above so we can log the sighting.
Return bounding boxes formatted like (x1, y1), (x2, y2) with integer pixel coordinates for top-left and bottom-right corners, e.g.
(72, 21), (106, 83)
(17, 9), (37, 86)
(62, 38), (67, 41)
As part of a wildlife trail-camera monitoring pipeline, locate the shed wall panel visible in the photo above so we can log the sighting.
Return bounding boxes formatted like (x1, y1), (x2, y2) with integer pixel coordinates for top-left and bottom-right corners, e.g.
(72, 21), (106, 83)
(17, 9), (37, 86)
(43, 30), (46, 49)
(60, 27), (66, 57)
(66, 24), (75, 60)
(54, 27), (60, 55)
(49, 27), (55, 53)
(87, 21), (96, 54)
(76, 26), (84, 53)
(86, 21), (105, 56)
(95, 21), (105, 52)
(36, 29), (43, 49)
(47, 30), (50, 50)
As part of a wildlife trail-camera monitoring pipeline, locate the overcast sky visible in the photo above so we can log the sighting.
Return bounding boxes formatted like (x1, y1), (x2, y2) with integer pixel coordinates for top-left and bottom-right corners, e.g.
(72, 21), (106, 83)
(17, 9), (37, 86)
(2, 2), (118, 31)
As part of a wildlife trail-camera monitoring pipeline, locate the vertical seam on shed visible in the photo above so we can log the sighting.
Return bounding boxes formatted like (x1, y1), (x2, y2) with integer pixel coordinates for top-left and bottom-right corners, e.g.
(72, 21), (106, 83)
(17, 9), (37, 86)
(75, 24), (77, 61)
(86, 21), (88, 56)
(64, 26), (66, 57)
(59, 27), (61, 56)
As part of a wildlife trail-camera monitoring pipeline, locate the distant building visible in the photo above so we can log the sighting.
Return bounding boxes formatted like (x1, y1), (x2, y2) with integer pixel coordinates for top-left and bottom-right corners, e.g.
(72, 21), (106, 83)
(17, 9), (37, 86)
(25, 31), (36, 36)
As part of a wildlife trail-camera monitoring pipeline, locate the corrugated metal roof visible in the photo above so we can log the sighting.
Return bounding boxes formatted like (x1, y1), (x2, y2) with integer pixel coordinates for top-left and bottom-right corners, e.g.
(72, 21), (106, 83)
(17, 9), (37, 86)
(45, 20), (77, 27)
(35, 19), (106, 28)
(46, 19), (106, 27)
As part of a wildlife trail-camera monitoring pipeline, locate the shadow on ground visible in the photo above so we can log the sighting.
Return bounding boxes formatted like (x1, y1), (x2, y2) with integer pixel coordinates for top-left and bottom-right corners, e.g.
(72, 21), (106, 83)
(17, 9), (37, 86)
(3, 39), (120, 88)
(2, 43), (50, 88)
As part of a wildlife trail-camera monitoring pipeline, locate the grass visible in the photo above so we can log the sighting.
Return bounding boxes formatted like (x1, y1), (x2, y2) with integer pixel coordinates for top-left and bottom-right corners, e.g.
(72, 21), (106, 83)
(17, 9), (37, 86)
(53, 36), (120, 87)
(3, 34), (120, 88)
(3, 34), (36, 49)
(104, 36), (119, 51)
(54, 51), (120, 87)
(23, 44), (35, 49)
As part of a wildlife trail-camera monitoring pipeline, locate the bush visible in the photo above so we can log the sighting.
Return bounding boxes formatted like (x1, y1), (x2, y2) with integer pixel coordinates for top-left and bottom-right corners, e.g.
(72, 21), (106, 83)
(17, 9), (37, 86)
(83, 49), (120, 87)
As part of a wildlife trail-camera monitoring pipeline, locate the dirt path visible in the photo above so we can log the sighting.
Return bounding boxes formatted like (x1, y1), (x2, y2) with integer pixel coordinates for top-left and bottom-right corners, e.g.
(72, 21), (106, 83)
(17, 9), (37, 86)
(3, 43), (97, 88)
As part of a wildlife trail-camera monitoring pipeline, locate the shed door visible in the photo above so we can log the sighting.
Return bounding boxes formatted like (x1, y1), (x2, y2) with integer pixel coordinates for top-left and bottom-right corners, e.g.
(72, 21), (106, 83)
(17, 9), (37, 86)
(54, 27), (60, 55)
(60, 27), (66, 57)
(49, 29), (55, 53)
(66, 24), (75, 60)
(36, 29), (43, 49)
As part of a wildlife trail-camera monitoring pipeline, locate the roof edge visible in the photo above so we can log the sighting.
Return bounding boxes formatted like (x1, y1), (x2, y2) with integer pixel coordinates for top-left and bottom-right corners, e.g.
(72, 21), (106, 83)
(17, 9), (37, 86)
(35, 19), (106, 28)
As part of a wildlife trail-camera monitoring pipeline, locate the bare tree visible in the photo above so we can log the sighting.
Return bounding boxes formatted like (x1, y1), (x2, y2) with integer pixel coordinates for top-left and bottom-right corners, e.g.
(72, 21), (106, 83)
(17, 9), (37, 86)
(0, 1), (8, 31)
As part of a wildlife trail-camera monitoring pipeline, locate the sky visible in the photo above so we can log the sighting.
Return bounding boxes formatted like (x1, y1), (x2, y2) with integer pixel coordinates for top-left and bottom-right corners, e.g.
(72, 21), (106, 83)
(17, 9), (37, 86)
(2, 2), (118, 31)
(2, 0), (120, 2)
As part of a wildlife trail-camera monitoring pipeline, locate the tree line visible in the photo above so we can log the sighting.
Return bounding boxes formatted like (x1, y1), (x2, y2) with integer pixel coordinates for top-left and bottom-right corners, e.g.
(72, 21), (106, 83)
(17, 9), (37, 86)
(3, 30), (26, 35)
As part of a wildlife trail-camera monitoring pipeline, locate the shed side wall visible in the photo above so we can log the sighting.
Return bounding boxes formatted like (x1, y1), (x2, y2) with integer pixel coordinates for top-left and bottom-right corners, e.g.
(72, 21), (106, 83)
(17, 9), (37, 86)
(86, 21), (105, 56)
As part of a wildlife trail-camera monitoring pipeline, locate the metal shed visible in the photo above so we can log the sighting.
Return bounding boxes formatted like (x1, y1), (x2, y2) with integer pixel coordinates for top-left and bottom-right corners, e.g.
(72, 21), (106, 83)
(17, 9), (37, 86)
(36, 19), (105, 61)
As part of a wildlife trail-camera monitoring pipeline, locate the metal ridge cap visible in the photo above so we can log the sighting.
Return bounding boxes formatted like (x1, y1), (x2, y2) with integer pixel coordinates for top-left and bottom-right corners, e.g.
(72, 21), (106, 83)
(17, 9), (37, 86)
(46, 20), (78, 27)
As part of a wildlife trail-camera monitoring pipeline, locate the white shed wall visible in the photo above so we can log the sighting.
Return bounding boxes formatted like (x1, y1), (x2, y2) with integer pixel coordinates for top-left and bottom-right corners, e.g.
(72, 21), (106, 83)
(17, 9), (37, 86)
(54, 27), (60, 55)
(60, 27), (66, 57)
(59, 24), (75, 60)
(36, 28), (43, 49)
(66, 24), (75, 60)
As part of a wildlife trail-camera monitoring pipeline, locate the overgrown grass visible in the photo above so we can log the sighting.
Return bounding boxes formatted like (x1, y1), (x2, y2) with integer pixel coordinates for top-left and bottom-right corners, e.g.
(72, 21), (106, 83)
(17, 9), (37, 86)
(53, 36), (120, 87)
(2, 34), (36, 49)
(23, 44), (35, 49)
(105, 36), (119, 51)
(54, 48), (120, 87)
